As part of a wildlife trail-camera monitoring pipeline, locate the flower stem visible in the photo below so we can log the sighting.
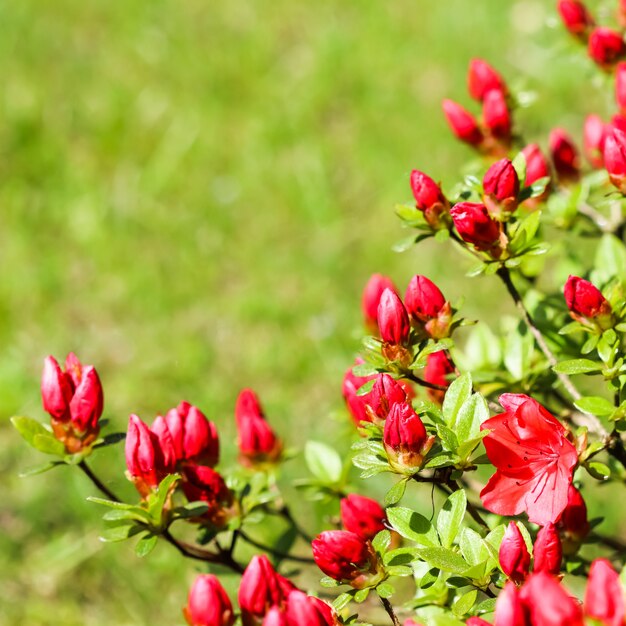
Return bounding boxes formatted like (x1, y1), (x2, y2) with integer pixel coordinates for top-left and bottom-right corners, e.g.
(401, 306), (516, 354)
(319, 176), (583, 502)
(238, 530), (315, 564)
(379, 595), (401, 626)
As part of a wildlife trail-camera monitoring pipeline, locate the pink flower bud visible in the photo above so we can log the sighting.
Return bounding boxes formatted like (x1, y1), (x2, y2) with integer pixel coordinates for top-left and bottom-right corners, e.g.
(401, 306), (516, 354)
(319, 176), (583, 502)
(377, 289), (410, 346)
(468, 59), (507, 102)
(238, 555), (295, 625)
(41, 356), (73, 422)
(383, 402), (432, 471)
(519, 573), (583, 626)
(442, 100), (483, 146)
(184, 574), (235, 626)
(312, 530), (377, 587)
(483, 158), (520, 215)
(589, 28), (626, 69)
(410, 170), (450, 228)
(584, 558), (626, 626)
(604, 126), (626, 193)
(556, 485), (590, 547)
(164, 402), (220, 467)
(235, 389), (282, 467)
(364, 373), (407, 423)
(424, 351), (455, 403)
(564, 275), (613, 327)
(68, 365), (104, 433)
(483, 89), (511, 142)
(182, 465), (233, 527)
(495, 582), (527, 626)
(616, 63), (626, 112)
(450, 202), (501, 251)
(583, 114), (606, 169)
(404, 275), (446, 323)
(125, 414), (171, 497)
(499, 522), (531, 584)
(533, 524), (562, 577)
(549, 128), (580, 184)
(263, 608), (287, 626)
(362, 274), (398, 331)
(285, 591), (338, 626)
(340, 494), (387, 541)
(557, 0), (594, 38)
(342, 358), (376, 426)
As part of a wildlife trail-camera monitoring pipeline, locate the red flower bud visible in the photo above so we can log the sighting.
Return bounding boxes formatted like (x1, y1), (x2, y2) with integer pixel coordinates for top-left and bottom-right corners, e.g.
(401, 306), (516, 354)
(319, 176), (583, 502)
(182, 465), (234, 527)
(362, 274), (398, 331)
(584, 558), (626, 626)
(450, 202), (501, 251)
(495, 582), (527, 626)
(556, 485), (590, 548)
(483, 89), (511, 142)
(235, 389), (282, 466)
(466, 619), (492, 626)
(42, 354), (104, 452)
(238, 555), (296, 626)
(583, 114), (606, 169)
(557, 0), (594, 38)
(564, 275), (613, 327)
(312, 530), (380, 587)
(468, 59), (507, 102)
(285, 591), (338, 626)
(604, 126), (626, 193)
(163, 402), (220, 467)
(125, 414), (173, 497)
(342, 358), (376, 426)
(522, 144), (551, 186)
(383, 402), (433, 471)
(549, 128), (580, 184)
(364, 373), (407, 423)
(424, 351), (456, 404)
(483, 158), (520, 215)
(410, 170), (450, 228)
(263, 608), (287, 626)
(404, 275), (446, 323)
(589, 28), (626, 69)
(519, 573), (583, 626)
(442, 100), (483, 146)
(499, 522), (531, 584)
(616, 63), (626, 112)
(377, 289), (410, 346)
(340, 494), (387, 541)
(184, 574), (235, 626)
(533, 524), (562, 577)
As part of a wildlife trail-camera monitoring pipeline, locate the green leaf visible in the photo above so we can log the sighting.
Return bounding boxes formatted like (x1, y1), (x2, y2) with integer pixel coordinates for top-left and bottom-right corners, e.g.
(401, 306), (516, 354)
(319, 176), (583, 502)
(320, 576), (341, 588)
(586, 461), (611, 480)
(353, 588), (370, 603)
(332, 593), (353, 611)
(352, 363), (378, 377)
(31, 433), (66, 456)
(511, 151), (527, 185)
(416, 547), (469, 575)
(372, 530), (391, 555)
(574, 396), (615, 417)
(453, 393), (489, 443)
(595, 234), (626, 283)
(376, 582), (395, 599)
(384, 547), (419, 566)
(99, 523), (143, 543)
(453, 589), (478, 617)
(135, 533), (158, 557)
(437, 424), (459, 452)
(387, 507), (440, 546)
(385, 478), (408, 506)
(88, 496), (142, 510)
(443, 373), (472, 429)
(174, 501), (210, 519)
(437, 490), (467, 549)
(305, 441), (343, 484)
(475, 598), (497, 614)
(102, 508), (152, 523)
(553, 359), (602, 375)
(18, 461), (64, 477)
(93, 432), (127, 448)
(459, 527), (486, 566)
(11, 416), (52, 447)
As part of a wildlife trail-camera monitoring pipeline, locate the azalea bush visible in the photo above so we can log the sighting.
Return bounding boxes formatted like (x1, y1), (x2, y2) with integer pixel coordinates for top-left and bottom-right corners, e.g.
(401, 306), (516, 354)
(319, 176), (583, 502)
(11, 1), (626, 625)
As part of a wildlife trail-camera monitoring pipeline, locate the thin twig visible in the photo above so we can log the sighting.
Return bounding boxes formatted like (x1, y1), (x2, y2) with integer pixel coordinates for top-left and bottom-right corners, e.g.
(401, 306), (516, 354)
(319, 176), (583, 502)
(379, 595), (401, 626)
(402, 371), (447, 392)
(496, 267), (581, 403)
(277, 504), (313, 543)
(78, 460), (120, 501)
(238, 530), (315, 564)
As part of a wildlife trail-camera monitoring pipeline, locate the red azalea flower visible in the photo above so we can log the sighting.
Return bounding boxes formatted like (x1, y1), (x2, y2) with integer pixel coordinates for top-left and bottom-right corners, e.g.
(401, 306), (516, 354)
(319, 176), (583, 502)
(480, 394), (578, 525)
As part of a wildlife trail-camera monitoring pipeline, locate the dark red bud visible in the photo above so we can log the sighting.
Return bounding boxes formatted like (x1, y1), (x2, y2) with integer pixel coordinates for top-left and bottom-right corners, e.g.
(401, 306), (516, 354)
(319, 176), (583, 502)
(588, 28), (626, 69)
(533, 524), (562, 577)
(450, 202), (501, 251)
(184, 574), (235, 626)
(383, 402), (430, 470)
(549, 128), (580, 184)
(424, 351), (455, 404)
(522, 144), (551, 186)
(616, 62), (626, 112)
(604, 126), (626, 193)
(365, 373), (407, 422)
(564, 275), (613, 323)
(410, 170), (449, 228)
(41, 356), (73, 422)
(583, 114), (606, 169)
(442, 100), (483, 146)
(584, 558), (626, 626)
(483, 158), (520, 214)
(556, 485), (590, 545)
(362, 274), (398, 330)
(404, 275), (446, 323)
(468, 59), (507, 102)
(557, 0), (594, 37)
(340, 494), (387, 541)
(377, 289), (411, 346)
(499, 522), (531, 584)
(483, 89), (511, 142)
(312, 530), (373, 584)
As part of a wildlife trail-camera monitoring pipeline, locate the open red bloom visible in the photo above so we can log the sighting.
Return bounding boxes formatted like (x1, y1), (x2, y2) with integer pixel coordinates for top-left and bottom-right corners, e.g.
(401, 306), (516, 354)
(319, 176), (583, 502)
(480, 394), (578, 526)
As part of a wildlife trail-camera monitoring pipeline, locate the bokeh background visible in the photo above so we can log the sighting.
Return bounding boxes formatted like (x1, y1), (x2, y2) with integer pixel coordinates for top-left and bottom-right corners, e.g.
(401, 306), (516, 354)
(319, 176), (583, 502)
(0, 1), (620, 624)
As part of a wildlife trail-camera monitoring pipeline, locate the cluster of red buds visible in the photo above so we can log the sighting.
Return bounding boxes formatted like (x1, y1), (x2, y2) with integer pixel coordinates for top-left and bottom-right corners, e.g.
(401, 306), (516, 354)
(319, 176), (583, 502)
(558, 1), (626, 70)
(443, 59), (512, 157)
(466, 558), (625, 626)
(184, 556), (339, 626)
(41, 353), (104, 453)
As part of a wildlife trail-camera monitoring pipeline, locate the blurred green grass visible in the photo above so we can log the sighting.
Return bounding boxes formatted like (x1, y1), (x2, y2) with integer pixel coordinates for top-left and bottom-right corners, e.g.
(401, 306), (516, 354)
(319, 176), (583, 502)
(0, 1), (621, 624)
